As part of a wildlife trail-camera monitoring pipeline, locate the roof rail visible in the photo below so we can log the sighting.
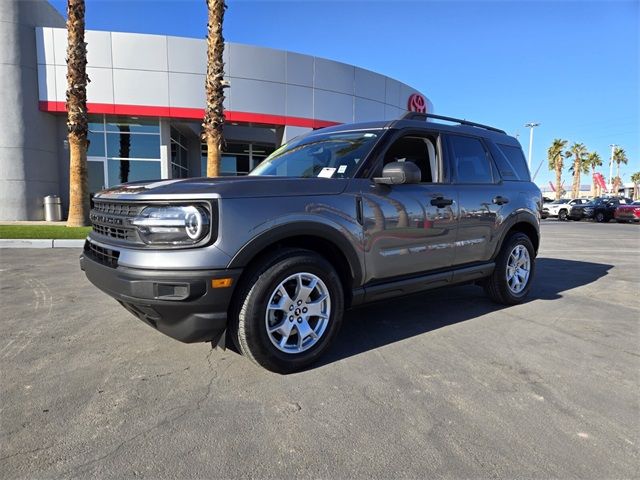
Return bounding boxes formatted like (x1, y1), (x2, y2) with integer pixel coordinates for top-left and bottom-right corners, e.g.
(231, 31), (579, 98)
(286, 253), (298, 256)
(401, 112), (506, 134)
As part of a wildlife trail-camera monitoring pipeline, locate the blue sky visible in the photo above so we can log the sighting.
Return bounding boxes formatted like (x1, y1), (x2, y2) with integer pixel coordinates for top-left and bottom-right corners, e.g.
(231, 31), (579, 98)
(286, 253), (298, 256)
(49, 0), (639, 188)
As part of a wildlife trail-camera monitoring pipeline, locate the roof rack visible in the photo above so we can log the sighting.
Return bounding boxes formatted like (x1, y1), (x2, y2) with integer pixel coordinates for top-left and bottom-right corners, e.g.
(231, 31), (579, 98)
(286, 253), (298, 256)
(401, 112), (506, 134)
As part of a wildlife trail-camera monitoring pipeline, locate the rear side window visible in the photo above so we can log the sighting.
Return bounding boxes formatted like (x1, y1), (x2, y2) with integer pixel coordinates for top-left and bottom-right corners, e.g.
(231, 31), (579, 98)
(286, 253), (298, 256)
(448, 135), (494, 184)
(495, 144), (531, 181)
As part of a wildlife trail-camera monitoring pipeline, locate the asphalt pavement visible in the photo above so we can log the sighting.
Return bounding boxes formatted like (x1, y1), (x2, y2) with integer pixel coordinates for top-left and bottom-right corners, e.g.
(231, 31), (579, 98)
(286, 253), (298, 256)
(1, 221), (638, 479)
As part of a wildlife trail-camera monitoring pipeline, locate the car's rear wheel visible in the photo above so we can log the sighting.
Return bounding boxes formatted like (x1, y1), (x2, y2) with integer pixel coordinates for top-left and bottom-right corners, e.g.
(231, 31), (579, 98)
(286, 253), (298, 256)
(558, 209), (568, 221)
(482, 232), (535, 305)
(230, 249), (344, 373)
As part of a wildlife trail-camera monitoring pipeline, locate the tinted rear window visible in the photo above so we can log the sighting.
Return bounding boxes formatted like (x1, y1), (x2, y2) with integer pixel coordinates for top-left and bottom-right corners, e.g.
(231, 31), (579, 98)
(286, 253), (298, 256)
(495, 144), (531, 181)
(448, 135), (494, 184)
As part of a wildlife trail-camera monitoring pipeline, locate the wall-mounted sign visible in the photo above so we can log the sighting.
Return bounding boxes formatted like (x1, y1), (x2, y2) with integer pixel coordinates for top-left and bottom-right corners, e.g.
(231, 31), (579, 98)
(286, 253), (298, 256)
(407, 93), (426, 113)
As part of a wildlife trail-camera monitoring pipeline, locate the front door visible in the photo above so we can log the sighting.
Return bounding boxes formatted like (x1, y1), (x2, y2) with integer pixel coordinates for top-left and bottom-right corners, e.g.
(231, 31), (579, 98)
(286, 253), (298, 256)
(360, 132), (459, 282)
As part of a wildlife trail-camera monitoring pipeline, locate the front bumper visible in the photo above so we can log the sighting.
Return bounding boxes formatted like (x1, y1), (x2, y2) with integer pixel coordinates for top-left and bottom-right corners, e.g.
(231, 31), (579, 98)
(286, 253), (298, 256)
(569, 209), (586, 219)
(80, 250), (242, 344)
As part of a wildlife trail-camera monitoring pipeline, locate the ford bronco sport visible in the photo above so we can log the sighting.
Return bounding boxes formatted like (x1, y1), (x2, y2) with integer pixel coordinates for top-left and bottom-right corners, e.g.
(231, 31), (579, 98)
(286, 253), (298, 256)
(81, 112), (542, 373)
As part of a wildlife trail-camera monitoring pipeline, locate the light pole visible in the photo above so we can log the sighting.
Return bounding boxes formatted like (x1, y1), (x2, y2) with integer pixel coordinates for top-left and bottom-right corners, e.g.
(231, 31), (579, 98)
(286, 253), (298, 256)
(524, 122), (540, 170)
(609, 144), (617, 194)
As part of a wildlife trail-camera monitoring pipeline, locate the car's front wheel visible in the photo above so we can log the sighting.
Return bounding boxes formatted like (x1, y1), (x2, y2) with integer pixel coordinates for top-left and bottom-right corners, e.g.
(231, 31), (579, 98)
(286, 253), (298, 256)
(595, 212), (607, 223)
(558, 209), (568, 221)
(230, 249), (344, 373)
(482, 232), (535, 305)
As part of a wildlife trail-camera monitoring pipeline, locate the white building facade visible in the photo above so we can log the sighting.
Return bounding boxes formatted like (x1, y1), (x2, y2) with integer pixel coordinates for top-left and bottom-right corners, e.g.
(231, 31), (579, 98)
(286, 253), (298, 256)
(0, 0), (432, 220)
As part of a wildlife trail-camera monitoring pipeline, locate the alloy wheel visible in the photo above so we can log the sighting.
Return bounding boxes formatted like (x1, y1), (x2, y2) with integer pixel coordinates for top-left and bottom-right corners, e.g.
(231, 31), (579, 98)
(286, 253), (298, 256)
(265, 272), (331, 354)
(505, 244), (531, 295)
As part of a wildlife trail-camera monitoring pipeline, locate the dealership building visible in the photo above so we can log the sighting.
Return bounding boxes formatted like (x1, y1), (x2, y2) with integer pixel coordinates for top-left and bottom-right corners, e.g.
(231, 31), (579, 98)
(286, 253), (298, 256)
(0, 0), (431, 220)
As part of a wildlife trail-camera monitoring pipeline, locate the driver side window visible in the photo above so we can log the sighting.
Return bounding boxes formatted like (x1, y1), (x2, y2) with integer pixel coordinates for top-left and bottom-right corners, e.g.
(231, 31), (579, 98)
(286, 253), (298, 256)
(380, 134), (441, 183)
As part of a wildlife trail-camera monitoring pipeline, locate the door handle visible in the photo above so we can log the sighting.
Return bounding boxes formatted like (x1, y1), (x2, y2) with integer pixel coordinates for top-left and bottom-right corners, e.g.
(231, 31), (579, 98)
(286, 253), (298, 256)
(430, 196), (453, 208)
(493, 196), (509, 205)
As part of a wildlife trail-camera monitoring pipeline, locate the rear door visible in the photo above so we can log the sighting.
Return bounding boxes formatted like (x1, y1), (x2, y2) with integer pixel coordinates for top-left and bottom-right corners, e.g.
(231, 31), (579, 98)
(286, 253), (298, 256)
(444, 133), (504, 265)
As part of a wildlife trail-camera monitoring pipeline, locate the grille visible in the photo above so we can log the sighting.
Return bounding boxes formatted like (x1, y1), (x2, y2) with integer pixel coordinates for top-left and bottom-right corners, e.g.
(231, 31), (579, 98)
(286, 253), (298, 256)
(90, 200), (144, 245)
(84, 240), (120, 268)
(92, 223), (137, 241)
(93, 201), (144, 217)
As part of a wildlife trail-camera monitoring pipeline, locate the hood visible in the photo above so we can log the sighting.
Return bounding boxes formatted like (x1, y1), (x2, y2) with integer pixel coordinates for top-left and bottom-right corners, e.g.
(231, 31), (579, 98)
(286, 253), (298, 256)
(94, 176), (350, 200)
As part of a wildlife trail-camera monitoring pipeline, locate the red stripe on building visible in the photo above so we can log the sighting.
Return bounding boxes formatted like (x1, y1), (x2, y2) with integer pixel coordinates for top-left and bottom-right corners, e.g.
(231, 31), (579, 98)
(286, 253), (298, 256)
(38, 101), (340, 129)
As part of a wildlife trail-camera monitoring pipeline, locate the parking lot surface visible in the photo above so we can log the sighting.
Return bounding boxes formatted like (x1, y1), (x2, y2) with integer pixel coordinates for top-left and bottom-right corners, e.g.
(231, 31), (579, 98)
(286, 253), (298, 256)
(1, 221), (639, 479)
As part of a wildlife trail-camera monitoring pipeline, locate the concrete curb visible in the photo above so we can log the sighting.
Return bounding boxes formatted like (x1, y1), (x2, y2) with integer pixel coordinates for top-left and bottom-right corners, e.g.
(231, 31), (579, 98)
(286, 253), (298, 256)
(0, 239), (85, 248)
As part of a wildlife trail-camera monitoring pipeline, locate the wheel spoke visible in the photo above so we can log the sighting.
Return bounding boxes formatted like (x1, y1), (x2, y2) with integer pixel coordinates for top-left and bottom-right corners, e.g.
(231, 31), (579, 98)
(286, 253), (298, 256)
(297, 320), (314, 345)
(296, 275), (318, 303)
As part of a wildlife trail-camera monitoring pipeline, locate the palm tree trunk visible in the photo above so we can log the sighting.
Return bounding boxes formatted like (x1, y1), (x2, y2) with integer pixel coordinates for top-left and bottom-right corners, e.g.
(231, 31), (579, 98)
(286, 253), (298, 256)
(203, 0), (226, 177)
(555, 163), (562, 200)
(66, 0), (90, 226)
(571, 160), (580, 199)
(590, 166), (596, 197)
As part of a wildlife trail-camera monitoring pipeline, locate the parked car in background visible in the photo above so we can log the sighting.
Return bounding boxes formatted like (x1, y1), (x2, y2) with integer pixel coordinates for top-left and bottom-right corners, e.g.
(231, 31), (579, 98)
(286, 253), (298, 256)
(581, 197), (634, 223)
(543, 198), (589, 221)
(614, 201), (640, 223)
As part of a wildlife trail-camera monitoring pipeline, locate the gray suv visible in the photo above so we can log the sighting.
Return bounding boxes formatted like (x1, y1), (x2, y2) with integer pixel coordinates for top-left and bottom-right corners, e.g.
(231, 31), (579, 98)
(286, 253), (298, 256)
(81, 113), (542, 373)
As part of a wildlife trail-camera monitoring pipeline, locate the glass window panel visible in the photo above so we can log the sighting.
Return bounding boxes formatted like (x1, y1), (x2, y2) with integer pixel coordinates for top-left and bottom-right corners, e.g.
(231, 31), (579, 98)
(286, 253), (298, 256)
(252, 144), (275, 156)
(88, 115), (105, 132)
(223, 143), (250, 155)
(221, 155), (237, 173)
(449, 135), (493, 184)
(236, 156), (250, 174)
(172, 163), (189, 179)
(106, 133), (160, 159)
(87, 131), (105, 157)
(88, 161), (105, 193)
(496, 144), (530, 181)
(105, 116), (159, 133)
(107, 159), (161, 186)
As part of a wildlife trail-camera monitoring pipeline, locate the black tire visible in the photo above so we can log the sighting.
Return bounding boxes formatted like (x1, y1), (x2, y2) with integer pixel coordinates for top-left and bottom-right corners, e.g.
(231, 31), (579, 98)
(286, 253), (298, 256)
(595, 212), (607, 223)
(558, 209), (568, 221)
(229, 248), (344, 373)
(482, 232), (536, 305)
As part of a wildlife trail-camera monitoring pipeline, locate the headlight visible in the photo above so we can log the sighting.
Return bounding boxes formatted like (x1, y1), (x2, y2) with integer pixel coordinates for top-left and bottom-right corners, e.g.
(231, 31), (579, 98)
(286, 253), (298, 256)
(131, 205), (210, 245)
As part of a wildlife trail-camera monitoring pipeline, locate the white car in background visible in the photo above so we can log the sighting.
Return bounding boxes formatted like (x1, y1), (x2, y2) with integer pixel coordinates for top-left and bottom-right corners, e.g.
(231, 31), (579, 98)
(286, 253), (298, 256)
(542, 198), (589, 221)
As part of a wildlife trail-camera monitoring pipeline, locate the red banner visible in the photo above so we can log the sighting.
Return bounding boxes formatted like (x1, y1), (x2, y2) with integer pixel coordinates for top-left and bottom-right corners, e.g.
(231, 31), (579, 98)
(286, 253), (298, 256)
(594, 172), (607, 192)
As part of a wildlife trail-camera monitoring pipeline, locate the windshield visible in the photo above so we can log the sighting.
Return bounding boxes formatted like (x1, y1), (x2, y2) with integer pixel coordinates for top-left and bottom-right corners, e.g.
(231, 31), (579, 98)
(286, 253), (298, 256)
(250, 130), (381, 179)
(552, 199), (569, 204)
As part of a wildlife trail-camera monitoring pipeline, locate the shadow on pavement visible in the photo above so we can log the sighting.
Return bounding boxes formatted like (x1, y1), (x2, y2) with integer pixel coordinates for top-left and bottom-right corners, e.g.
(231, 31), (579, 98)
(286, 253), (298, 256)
(314, 257), (613, 369)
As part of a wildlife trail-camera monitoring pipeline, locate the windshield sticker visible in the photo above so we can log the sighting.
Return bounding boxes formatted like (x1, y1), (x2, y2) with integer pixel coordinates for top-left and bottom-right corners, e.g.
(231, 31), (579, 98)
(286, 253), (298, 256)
(337, 165), (347, 174)
(318, 167), (336, 178)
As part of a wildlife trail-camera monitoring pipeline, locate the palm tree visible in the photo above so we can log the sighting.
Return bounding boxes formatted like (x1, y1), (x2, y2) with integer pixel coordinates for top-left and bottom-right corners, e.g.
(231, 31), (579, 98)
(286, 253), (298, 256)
(612, 176), (622, 196)
(566, 143), (588, 199)
(613, 147), (628, 179)
(630, 172), (640, 200)
(203, 0), (227, 177)
(547, 139), (567, 200)
(65, 0), (90, 226)
(585, 152), (602, 197)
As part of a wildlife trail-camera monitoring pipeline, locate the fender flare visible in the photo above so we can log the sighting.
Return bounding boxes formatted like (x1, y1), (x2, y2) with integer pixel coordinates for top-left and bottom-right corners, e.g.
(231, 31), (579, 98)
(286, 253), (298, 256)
(226, 221), (363, 286)
(492, 210), (540, 259)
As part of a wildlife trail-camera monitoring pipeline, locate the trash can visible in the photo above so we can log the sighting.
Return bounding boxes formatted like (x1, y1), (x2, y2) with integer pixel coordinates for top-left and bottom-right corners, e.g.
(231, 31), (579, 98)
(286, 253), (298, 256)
(44, 195), (62, 222)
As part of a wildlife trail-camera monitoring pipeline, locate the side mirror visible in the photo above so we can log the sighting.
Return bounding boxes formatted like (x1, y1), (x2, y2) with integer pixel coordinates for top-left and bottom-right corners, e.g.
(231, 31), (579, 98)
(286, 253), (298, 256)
(374, 161), (421, 185)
